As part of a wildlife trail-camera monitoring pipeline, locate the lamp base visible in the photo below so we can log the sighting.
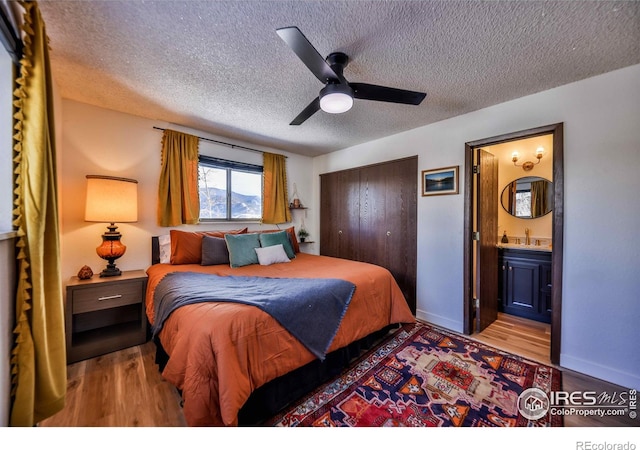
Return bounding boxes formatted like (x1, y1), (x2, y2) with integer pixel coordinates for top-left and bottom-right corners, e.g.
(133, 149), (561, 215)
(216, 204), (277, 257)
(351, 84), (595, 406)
(96, 223), (126, 277)
(100, 262), (122, 278)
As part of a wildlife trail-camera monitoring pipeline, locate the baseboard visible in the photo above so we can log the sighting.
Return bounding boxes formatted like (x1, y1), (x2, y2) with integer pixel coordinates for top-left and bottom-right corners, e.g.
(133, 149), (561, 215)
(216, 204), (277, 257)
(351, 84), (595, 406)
(415, 309), (464, 334)
(561, 353), (640, 391)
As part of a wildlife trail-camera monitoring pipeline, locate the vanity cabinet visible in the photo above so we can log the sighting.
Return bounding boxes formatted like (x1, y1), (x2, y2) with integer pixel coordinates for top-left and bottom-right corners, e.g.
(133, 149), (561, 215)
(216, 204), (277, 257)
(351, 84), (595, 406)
(498, 248), (551, 323)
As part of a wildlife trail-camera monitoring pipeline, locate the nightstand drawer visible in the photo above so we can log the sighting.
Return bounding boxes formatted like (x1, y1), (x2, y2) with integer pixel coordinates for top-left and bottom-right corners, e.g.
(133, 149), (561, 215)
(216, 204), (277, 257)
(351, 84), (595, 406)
(72, 282), (143, 314)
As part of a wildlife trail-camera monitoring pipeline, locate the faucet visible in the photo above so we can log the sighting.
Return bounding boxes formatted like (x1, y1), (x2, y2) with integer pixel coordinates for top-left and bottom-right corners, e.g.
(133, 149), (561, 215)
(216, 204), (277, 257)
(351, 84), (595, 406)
(525, 228), (530, 246)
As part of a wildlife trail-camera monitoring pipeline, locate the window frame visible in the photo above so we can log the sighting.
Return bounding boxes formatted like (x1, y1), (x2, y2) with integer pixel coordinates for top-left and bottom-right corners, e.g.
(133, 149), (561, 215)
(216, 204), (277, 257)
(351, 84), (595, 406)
(1, 4), (20, 236)
(198, 155), (263, 222)
(0, 5), (22, 64)
(514, 189), (532, 218)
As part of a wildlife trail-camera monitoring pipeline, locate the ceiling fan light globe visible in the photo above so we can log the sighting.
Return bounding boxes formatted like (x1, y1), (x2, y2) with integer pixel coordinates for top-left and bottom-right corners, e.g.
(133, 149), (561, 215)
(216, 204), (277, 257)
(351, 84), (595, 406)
(320, 93), (353, 113)
(319, 84), (354, 114)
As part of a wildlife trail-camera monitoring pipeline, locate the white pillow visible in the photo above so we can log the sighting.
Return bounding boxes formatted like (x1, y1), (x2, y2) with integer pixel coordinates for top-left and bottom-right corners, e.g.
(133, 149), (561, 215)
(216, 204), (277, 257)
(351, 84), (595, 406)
(158, 234), (171, 264)
(255, 244), (291, 266)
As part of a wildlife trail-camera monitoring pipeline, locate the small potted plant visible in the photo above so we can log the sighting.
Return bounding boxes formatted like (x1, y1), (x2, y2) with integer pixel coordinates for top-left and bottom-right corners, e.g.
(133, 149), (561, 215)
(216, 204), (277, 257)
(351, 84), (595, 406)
(297, 227), (309, 243)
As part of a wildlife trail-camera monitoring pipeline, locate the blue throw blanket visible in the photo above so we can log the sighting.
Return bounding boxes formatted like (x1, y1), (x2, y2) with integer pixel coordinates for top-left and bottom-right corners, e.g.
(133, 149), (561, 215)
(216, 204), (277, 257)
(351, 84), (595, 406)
(152, 272), (356, 360)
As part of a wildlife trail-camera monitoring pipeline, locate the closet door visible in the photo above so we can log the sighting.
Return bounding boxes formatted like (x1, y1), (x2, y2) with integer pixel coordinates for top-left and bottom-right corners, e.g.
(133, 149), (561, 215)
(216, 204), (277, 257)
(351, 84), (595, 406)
(383, 157), (417, 314)
(358, 163), (386, 265)
(320, 157), (417, 314)
(320, 169), (360, 260)
(341, 157), (417, 313)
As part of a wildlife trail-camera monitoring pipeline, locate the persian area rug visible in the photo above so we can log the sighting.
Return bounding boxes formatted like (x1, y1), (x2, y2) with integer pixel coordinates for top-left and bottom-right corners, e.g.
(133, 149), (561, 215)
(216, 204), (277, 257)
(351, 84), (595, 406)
(267, 322), (562, 427)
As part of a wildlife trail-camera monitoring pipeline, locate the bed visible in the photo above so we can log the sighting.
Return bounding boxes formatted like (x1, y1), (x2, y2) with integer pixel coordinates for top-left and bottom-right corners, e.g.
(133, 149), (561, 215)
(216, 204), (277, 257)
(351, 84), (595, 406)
(146, 229), (415, 426)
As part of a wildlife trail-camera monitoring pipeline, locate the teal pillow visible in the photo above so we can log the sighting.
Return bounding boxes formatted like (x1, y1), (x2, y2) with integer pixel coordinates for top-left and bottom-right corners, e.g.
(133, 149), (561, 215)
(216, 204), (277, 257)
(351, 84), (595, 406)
(259, 231), (296, 259)
(225, 233), (261, 268)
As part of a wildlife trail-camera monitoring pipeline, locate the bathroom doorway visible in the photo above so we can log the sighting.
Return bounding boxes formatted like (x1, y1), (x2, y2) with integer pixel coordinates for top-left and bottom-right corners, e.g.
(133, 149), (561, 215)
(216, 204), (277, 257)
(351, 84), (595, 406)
(463, 123), (564, 364)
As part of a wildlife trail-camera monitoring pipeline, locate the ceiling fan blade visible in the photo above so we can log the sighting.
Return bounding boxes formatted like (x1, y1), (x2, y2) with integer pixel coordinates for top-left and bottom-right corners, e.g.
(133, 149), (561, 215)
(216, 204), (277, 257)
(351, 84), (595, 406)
(350, 83), (426, 105)
(277, 26), (342, 84)
(290, 97), (321, 126)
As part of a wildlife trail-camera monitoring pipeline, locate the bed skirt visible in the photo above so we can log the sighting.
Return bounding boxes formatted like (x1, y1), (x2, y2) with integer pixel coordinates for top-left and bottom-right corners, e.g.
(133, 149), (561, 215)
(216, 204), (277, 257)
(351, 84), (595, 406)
(153, 324), (396, 425)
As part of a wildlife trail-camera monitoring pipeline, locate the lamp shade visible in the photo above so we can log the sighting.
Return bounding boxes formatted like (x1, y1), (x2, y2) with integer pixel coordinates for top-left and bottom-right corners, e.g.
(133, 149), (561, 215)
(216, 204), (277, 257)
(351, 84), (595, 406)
(85, 175), (138, 223)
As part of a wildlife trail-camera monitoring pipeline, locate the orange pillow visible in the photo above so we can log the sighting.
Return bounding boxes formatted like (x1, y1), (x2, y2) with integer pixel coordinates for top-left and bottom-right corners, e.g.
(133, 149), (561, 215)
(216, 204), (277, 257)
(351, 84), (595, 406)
(170, 228), (247, 264)
(258, 226), (300, 254)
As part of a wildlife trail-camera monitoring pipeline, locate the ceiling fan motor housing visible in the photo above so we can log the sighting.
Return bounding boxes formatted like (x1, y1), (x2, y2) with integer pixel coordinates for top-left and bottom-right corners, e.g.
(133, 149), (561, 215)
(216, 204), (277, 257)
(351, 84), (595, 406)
(325, 52), (349, 78)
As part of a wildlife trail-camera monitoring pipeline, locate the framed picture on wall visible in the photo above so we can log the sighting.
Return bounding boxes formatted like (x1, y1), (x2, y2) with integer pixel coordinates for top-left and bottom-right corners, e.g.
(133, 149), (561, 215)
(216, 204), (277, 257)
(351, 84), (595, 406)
(421, 166), (459, 196)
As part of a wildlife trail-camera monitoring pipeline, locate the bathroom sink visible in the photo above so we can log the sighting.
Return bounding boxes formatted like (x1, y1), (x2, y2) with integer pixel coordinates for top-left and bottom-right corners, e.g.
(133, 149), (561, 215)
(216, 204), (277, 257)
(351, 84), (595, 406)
(496, 243), (552, 252)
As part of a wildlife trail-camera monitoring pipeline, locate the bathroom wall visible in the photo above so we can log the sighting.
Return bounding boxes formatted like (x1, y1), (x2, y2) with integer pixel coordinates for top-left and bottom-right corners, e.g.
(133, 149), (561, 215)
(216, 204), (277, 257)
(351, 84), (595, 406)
(487, 134), (553, 245)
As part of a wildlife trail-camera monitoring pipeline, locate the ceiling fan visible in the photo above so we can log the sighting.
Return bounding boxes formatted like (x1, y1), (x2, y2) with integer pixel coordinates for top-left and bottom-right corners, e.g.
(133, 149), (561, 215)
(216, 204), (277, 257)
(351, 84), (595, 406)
(276, 26), (427, 125)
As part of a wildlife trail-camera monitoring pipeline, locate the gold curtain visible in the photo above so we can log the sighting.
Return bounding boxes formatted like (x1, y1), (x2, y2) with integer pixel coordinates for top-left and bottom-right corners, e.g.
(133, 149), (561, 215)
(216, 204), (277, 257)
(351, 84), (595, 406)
(262, 152), (291, 224)
(531, 179), (548, 217)
(11, 1), (66, 426)
(157, 129), (200, 226)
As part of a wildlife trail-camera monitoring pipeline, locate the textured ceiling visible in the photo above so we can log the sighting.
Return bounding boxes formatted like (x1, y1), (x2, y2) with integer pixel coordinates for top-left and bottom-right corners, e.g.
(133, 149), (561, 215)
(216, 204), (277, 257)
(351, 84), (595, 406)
(37, 1), (640, 157)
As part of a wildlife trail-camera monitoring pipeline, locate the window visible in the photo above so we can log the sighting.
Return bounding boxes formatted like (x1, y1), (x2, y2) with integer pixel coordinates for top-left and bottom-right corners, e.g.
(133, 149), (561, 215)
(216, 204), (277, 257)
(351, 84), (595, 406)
(0, 24), (16, 233)
(198, 155), (263, 220)
(515, 190), (532, 218)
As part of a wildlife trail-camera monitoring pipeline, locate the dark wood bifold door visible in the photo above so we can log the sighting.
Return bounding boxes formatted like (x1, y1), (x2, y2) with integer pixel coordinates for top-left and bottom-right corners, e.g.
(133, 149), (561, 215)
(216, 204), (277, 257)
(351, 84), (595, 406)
(319, 168), (361, 261)
(320, 157), (417, 314)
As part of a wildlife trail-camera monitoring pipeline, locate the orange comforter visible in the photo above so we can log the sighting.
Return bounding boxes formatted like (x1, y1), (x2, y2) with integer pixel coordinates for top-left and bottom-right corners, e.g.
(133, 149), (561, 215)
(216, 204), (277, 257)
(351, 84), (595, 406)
(145, 253), (415, 426)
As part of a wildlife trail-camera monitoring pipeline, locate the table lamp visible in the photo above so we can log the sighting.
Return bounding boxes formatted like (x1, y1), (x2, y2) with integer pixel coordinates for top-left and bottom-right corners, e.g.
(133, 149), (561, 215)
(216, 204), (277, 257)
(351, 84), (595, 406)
(84, 175), (138, 277)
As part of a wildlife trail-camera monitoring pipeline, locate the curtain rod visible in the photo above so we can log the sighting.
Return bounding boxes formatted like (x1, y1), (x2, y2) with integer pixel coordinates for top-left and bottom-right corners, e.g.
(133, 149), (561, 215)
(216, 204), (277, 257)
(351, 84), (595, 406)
(153, 126), (285, 157)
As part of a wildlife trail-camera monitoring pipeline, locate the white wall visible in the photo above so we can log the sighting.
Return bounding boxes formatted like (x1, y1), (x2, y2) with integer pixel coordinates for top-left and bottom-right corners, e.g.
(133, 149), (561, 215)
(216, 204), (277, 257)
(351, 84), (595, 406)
(314, 64), (640, 390)
(0, 236), (14, 426)
(58, 100), (315, 283)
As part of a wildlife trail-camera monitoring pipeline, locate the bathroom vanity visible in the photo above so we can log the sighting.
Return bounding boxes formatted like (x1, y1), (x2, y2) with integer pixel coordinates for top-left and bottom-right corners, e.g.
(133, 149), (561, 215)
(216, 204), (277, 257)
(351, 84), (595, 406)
(497, 245), (552, 323)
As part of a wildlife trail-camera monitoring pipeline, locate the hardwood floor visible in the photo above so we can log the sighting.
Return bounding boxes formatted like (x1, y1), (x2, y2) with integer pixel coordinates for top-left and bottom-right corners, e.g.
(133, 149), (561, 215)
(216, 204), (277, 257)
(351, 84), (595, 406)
(39, 314), (637, 427)
(472, 313), (637, 427)
(471, 312), (552, 366)
(39, 340), (186, 427)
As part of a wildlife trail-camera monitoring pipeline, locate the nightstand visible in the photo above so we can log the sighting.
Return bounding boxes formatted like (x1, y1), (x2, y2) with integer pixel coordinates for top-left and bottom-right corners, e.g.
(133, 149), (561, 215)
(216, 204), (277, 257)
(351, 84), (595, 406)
(65, 269), (148, 364)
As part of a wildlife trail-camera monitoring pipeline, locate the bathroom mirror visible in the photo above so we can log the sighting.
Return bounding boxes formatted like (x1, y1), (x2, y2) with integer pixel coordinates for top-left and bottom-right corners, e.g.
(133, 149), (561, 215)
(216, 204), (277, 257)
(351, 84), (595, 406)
(501, 177), (553, 219)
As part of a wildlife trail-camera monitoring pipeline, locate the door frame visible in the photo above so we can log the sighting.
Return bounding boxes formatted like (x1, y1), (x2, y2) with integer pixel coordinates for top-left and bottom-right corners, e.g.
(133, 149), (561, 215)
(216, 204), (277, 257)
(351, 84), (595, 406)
(463, 123), (564, 364)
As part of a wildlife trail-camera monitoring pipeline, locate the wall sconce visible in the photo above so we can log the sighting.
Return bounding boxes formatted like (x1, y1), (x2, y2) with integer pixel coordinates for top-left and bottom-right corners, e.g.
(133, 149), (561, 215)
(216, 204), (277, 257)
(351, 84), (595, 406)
(84, 175), (138, 277)
(512, 147), (544, 171)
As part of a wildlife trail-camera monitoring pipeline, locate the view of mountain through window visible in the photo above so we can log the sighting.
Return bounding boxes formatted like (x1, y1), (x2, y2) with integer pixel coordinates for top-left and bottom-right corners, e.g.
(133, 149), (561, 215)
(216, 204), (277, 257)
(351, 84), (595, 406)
(1, 45), (13, 232)
(198, 163), (262, 220)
